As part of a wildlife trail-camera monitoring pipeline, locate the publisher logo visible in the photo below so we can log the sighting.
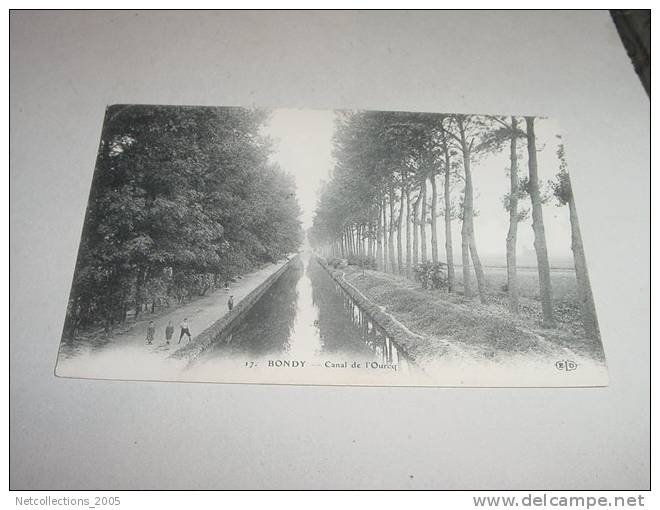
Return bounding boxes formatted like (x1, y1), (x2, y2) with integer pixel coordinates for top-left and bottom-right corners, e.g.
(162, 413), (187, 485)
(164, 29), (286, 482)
(555, 360), (578, 371)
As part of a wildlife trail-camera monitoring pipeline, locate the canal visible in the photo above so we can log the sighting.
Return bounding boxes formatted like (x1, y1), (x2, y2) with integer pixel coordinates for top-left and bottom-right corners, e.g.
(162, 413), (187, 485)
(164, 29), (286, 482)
(199, 252), (411, 370)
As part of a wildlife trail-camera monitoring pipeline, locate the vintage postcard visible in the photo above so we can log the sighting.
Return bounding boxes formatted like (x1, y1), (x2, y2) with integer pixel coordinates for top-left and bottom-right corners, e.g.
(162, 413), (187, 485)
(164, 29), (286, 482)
(55, 105), (608, 386)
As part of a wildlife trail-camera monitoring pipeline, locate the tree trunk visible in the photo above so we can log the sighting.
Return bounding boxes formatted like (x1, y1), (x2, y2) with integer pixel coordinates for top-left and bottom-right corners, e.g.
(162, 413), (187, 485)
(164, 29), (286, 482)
(459, 118), (487, 304)
(382, 197), (388, 272)
(526, 116), (555, 327)
(405, 185), (412, 278)
(358, 225), (362, 256)
(568, 191), (600, 339)
(359, 225), (364, 256)
(388, 189), (397, 273)
(369, 223), (375, 259)
(468, 235), (486, 304)
(412, 189), (422, 269)
(420, 177), (428, 264)
(506, 116), (520, 314)
(376, 204), (383, 270)
(352, 226), (357, 257)
(430, 170), (439, 265)
(460, 195), (471, 297)
(441, 131), (455, 292)
(397, 181), (405, 275)
(134, 267), (145, 319)
(368, 224), (372, 259)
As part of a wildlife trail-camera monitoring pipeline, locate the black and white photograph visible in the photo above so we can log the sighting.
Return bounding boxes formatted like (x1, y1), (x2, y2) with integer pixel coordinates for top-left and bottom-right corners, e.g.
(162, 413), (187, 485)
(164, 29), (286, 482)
(55, 105), (608, 386)
(11, 9), (649, 493)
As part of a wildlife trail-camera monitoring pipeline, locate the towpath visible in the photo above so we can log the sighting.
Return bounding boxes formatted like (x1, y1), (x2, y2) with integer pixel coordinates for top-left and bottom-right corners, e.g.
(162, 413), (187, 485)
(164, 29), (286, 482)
(56, 259), (290, 378)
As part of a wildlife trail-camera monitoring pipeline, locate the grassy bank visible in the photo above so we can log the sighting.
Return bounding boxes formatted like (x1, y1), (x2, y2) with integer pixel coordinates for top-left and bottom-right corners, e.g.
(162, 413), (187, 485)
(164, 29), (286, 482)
(331, 264), (604, 365)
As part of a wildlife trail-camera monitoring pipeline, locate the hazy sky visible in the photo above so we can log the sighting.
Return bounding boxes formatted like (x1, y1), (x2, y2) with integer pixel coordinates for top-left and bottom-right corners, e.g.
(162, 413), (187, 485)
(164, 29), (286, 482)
(262, 108), (335, 231)
(263, 109), (574, 262)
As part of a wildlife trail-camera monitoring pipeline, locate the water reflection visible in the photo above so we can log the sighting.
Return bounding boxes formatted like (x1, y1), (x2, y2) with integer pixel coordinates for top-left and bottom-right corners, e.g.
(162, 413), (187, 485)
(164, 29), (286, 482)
(207, 257), (303, 357)
(285, 253), (324, 358)
(203, 252), (411, 370)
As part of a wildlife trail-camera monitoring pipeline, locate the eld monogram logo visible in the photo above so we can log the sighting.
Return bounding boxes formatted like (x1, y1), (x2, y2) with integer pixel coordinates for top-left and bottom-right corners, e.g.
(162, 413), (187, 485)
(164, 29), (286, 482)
(555, 360), (578, 371)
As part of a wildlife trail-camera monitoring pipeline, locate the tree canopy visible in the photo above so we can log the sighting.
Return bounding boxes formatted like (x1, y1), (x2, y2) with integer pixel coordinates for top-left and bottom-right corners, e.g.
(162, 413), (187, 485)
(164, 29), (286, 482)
(65, 105), (302, 336)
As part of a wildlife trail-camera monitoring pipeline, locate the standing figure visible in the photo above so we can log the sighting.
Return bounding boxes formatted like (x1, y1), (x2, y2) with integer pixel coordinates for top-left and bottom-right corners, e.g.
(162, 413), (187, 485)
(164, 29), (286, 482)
(145, 321), (155, 345)
(178, 318), (192, 343)
(164, 320), (174, 344)
(227, 295), (234, 312)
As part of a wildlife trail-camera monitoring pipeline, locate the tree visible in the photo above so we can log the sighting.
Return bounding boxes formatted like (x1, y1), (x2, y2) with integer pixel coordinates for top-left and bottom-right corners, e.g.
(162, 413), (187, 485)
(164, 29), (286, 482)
(439, 118), (456, 292)
(444, 115), (487, 303)
(525, 116), (555, 327)
(412, 186), (422, 268)
(420, 175), (428, 264)
(64, 105), (302, 339)
(480, 116), (528, 314)
(505, 117), (521, 314)
(551, 141), (600, 339)
(397, 170), (406, 275)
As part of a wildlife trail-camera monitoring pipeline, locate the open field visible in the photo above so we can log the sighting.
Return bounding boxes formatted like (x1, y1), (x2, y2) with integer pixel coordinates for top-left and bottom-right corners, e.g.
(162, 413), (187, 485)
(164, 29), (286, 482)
(454, 265), (583, 333)
(456, 265), (578, 301)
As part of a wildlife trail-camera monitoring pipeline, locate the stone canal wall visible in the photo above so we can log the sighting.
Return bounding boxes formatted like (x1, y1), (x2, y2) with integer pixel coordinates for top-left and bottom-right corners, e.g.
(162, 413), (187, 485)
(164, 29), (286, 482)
(171, 256), (297, 361)
(316, 257), (422, 362)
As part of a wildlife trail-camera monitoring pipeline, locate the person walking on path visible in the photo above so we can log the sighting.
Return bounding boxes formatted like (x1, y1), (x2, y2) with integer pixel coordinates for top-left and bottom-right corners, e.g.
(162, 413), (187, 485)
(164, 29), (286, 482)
(178, 318), (192, 343)
(145, 321), (156, 345)
(164, 321), (174, 344)
(227, 295), (234, 312)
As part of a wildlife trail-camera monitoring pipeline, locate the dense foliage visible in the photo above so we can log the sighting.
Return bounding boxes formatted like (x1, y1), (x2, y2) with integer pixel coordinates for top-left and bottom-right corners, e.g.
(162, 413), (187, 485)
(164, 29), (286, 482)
(346, 254), (377, 270)
(64, 105), (302, 338)
(414, 261), (448, 290)
(310, 110), (600, 339)
(309, 110), (463, 286)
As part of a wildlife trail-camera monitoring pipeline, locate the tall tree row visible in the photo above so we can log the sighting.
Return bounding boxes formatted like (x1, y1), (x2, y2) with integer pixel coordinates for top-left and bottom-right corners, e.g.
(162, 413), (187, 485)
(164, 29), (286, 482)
(310, 110), (481, 297)
(64, 105), (302, 338)
(310, 110), (599, 339)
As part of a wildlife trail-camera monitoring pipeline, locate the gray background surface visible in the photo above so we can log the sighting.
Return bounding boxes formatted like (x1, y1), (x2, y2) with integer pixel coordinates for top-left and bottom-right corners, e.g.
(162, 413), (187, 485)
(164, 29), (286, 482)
(10, 10), (649, 489)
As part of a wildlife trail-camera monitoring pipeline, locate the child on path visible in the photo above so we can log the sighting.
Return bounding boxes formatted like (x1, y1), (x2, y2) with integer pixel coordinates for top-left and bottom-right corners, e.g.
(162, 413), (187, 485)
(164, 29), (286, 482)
(227, 295), (234, 312)
(165, 321), (174, 344)
(146, 321), (156, 345)
(178, 318), (192, 343)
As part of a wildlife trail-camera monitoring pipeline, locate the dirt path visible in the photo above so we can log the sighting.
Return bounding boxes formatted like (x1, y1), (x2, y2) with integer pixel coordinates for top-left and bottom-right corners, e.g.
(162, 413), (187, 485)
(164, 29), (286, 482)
(56, 259), (291, 372)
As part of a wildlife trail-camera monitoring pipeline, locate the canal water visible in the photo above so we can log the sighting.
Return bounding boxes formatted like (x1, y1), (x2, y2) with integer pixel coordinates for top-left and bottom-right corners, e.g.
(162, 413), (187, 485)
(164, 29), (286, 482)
(200, 252), (411, 370)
